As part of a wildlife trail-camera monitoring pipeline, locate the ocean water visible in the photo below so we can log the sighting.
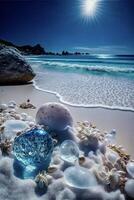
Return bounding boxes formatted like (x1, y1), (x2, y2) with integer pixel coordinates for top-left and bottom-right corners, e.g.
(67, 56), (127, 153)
(26, 55), (134, 111)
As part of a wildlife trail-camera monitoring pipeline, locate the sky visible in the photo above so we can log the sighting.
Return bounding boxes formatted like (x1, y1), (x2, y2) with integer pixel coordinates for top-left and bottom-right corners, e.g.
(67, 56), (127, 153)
(0, 0), (134, 54)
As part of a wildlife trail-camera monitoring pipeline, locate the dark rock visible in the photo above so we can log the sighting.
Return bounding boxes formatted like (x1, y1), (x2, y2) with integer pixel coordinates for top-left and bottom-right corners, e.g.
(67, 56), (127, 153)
(0, 39), (46, 55)
(0, 39), (15, 47)
(62, 51), (73, 56)
(18, 44), (46, 55)
(0, 45), (36, 84)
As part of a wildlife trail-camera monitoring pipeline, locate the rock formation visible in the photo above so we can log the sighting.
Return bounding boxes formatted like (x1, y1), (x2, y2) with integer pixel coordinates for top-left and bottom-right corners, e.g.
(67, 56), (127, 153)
(0, 45), (35, 84)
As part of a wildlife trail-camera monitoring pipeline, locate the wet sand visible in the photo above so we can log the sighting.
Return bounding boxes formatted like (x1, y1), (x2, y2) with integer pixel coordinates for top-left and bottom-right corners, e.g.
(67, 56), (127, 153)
(0, 84), (134, 157)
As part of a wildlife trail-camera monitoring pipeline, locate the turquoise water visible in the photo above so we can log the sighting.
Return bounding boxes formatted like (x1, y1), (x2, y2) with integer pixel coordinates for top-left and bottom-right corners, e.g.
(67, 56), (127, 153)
(26, 55), (134, 111)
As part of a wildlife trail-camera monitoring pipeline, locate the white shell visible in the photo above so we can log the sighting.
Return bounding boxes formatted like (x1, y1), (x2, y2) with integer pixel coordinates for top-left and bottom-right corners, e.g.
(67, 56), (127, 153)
(106, 149), (119, 165)
(0, 104), (8, 110)
(126, 162), (134, 178)
(14, 114), (21, 120)
(110, 129), (116, 135)
(28, 121), (35, 127)
(99, 142), (106, 154)
(21, 113), (28, 121)
(8, 101), (16, 108)
(125, 179), (134, 198)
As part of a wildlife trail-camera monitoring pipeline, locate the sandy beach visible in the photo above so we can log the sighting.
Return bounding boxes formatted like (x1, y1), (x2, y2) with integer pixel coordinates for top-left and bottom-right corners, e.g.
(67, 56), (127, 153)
(0, 83), (134, 157)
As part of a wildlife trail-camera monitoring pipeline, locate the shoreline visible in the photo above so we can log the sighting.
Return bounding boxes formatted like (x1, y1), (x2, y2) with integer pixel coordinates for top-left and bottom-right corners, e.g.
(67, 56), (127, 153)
(33, 80), (134, 112)
(0, 83), (134, 157)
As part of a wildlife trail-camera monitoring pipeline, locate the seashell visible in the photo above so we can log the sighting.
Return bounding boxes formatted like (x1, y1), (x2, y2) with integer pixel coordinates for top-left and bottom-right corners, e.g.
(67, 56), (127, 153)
(20, 101), (36, 109)
(8, 101), (17, 108)
(105, 133), (116, 145)
(52, 155), (61, 165)
(88, 151), (95, 159)
(9, 108), (16, 113)
(16, 131), (22, 136)
(94, 169), (109, 185)
(83, 139), (89, 146)
(126, 162), (134, 178)
(99, 142), (106, 154)
(125, 179), (134, 198)
(116, 159), (127, 171)
(0, 117), (5, 126)
(35, 172), (48, 188)
(88, 151), (102, 164)
(47, 165), (58, 173)
(106, 149), (120, 165)
(117, 170), (126, 176)
(0, 126), (5, 134)
(109, 144), (130, 165)
(0, 104), (8, 111)
(79, 156), (86, 165)
(53, 139), (58, 146)
(20, 102), (27, 109)
(104, 161), (113, 171)
(4, 113), (10, 117)
(109, 172), (119, 190)
(21, 113), (28, 121)
(13, 114), (21, 120)
(0, 139), (12, 155)
(118, 145), (123, 149)
(28, 121), (35, 127)
(2, 110), (8, 114)
(79, 134), (86, 140)
(46, 174), (53, 184)
(110, 129), (117, 136)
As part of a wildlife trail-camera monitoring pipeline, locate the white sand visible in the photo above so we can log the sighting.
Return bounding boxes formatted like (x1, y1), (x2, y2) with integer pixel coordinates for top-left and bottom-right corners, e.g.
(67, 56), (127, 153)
(0, 84), (134, 157)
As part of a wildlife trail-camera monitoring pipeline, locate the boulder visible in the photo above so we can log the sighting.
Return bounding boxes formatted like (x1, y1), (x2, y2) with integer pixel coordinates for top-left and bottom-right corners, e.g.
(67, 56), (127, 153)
(0, 45), (35, 84)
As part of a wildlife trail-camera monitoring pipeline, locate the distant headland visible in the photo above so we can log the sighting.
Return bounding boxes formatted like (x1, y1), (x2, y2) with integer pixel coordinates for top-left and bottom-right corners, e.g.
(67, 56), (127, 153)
(0, 39), (89, 56)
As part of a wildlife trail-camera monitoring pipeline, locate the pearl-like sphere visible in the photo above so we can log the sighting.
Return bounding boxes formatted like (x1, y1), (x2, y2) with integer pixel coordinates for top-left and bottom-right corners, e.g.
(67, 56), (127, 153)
(36, 103), (73, 131)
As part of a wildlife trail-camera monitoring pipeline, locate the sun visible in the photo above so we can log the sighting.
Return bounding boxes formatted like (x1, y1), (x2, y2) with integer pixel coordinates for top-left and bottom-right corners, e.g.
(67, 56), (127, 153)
(80, 0), (102, 22)
(83, 0), (98, 17)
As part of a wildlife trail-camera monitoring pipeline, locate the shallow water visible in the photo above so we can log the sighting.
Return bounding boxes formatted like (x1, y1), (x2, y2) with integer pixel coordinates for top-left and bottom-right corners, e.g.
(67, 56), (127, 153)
(26, 55), (134, 111)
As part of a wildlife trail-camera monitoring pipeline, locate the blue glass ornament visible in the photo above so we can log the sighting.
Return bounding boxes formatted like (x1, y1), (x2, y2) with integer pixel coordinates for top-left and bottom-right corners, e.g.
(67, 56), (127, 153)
(13, 127), (53, 169)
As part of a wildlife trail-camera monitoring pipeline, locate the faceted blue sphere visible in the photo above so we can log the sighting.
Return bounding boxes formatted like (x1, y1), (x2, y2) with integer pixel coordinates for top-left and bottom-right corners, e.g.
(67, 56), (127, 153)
(13, 127), (53, 167)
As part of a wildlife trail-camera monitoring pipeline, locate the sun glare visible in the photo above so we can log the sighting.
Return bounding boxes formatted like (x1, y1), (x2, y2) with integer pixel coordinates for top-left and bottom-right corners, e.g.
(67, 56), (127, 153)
(80, 0), (102, 22)
(83, 0), (98, 16)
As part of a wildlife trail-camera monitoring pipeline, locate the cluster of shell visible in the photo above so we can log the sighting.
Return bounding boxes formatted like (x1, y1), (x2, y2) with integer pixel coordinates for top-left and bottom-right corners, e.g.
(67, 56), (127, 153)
(0, 101), (36, 156)
(76, 121), (134, 198)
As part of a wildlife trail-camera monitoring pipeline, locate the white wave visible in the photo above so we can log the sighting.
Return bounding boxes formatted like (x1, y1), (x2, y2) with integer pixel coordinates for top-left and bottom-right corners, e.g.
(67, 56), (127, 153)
(31, 60), (134, 74)
(33, 80), (134, 112)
